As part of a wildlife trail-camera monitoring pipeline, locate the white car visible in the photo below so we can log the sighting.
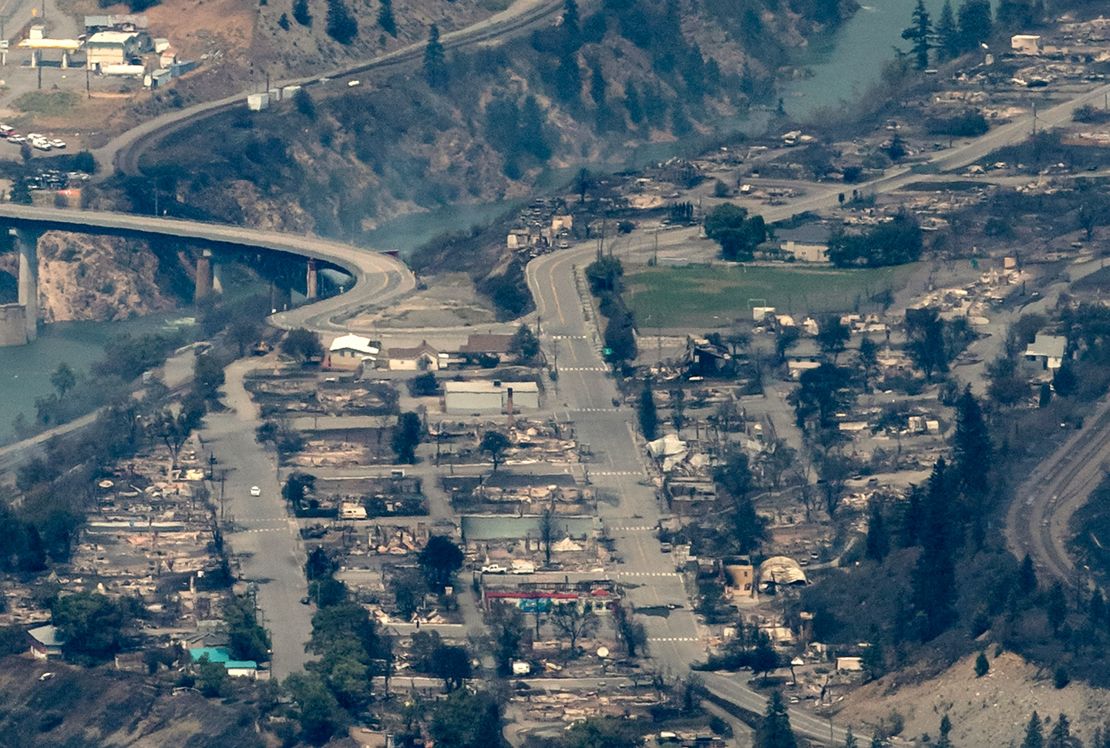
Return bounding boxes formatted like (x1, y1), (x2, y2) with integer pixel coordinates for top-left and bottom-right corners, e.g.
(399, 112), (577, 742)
(50, 139), (66, 149)
(481, 563), (508, 574)
(250, 485), (262, 497)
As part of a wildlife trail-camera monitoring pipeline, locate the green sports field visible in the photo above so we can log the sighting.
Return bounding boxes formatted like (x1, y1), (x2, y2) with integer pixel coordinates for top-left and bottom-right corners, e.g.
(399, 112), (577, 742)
(624, 263), (917, 329)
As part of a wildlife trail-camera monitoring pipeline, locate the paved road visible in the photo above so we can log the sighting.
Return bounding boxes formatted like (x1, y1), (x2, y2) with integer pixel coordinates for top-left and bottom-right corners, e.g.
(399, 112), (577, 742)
(202, 356), (314, 680)
(525, 247), (855, 744)
(99, 0), (562, 177)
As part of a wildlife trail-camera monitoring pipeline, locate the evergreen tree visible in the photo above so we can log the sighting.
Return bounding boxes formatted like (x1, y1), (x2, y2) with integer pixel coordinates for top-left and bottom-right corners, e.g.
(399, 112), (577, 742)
(625, 82), (644, 125)
(843, 726), (858, 748)
(865, 498), (889, 562)
(975, 651), (989, 677)
(10, 180), (31, 205)
(292, 0), (312, 26)
(325, 0), (358, 44)
(937, 714), (953, 748)
(871, 737), (885, 748)
(1045, 582), (1068, 634)
(554, 54), (581, 103)
(589, 58), (606, 108)
(901, 0), (934, 70)
(756, 691), (796, 748)
(1047, 713), (1071, 748)
(957, 0), (992, 52)
(911, 459), (958, 640)
(953, 387), (991, 498)
(423, 25), (447, 88)
(377, 0), (396, 36)
(562, 0), (579, 43)
(1019, 553), (1037, 596)
(936, 0), (959, 60)
(519, 96), (551, 161)
(900, 485), (924, 547)
(1021, 713), (1044, 748)
(638, 381), (658, 440)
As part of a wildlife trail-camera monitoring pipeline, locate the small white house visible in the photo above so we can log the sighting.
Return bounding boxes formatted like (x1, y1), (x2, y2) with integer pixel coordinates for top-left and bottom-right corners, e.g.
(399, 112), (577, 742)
(28, 625), (64, 659)
(387, 341), (443, 371)
(1011, 34), (1042, 55)
(1024, 334), (1067, 371)
(327, 333), (379, 370)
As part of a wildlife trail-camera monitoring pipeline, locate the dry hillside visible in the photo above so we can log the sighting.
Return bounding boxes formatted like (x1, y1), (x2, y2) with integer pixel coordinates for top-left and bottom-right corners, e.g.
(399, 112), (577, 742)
(0, 656), (266, 747)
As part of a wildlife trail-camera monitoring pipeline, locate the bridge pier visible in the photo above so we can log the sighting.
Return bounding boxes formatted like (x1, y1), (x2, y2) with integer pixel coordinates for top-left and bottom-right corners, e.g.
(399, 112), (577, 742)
(195, 249), (213, 303)
(14, 228), (39, 343)
(306, 258), (318, 300)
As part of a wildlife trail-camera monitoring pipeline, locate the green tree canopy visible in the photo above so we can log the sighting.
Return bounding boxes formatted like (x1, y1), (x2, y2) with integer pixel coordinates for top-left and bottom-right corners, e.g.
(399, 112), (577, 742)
(756, 690), (796, 748)
(705, 203), (767, 261)
(282, 328), (323, 362)
(901, 0), (934, 70)
(419, 535), (464, 593)
(392, 412), (423, 464)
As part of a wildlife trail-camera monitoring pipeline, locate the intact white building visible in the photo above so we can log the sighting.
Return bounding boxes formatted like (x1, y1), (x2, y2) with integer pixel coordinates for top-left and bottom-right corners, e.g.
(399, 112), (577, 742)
(387, 341), (443, 371)
(1024, 334), (1067, 371)
(444, 380), (539, 414)
(1011, 34), (1042, 55)
(327, 334), (379, 370)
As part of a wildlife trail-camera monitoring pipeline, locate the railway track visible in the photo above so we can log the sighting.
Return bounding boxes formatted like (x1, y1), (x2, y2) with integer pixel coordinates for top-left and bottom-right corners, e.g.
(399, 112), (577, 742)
(1007, 397), (1110, 585)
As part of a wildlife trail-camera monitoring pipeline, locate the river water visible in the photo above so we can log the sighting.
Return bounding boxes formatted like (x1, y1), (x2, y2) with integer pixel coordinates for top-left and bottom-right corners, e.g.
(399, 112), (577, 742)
(784, 0), (949, 120)
(0, 0), (939, 443)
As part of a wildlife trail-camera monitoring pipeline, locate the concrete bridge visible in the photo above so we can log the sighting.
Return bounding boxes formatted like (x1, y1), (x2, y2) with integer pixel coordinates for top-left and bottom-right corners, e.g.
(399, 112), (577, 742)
(0, 204), (416, 345)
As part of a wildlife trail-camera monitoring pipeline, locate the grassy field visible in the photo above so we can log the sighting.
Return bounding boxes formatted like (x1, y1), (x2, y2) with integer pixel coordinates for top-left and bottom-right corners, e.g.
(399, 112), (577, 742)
(625, 263), (917, 329)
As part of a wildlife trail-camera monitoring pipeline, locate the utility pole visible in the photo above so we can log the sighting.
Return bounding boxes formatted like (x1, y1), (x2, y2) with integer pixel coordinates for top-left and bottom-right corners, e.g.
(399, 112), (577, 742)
(85, 64), (90, 98)
(653, 229), (658, 265)
(1031, 101), (1038, 135)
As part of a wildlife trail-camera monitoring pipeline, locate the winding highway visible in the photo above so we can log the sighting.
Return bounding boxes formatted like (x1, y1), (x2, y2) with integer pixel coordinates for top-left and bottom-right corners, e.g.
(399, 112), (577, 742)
(97, 0), (563, 177)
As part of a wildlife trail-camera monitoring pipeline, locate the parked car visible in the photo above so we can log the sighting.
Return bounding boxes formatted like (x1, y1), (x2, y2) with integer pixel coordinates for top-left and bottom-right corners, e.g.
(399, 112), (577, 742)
(481, 563), (508, 574)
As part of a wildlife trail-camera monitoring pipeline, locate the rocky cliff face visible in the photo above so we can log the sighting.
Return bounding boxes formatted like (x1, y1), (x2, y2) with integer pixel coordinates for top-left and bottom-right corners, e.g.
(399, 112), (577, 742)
(35, 233), (183, 322)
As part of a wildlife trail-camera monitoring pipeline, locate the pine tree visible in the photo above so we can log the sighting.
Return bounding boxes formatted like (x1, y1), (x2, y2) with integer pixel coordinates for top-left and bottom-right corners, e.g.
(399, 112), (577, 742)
(561, 0), (579, 42)
(865, 498), (889, 562)
(1047, 713), (1071, 748)
(911, 459), (958, 640)
(1021, 712), (1044, 748)
(1019, 553), (1037, 596)
(554, 54), (581, 103)
(953, 387), (991, 501)
(871, 737), (885, 748)
(974, 651), (989, 677)
(519, 96), (551, 161)
(423, 25), (446, 88)
(625, 82), (644, 125)
(756, 691), (796, 748)
(957, 0), (992, 52)
(292, 0), (312, 26)
(935, 0), (959, 60)
(901, 0), (933, 70)
(589, 58), (606, 108)
(325, 0), (358, 44)
(937, 714), (953, 748)
(377, 0), (396, 36)
(843, 726), (858, 748)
